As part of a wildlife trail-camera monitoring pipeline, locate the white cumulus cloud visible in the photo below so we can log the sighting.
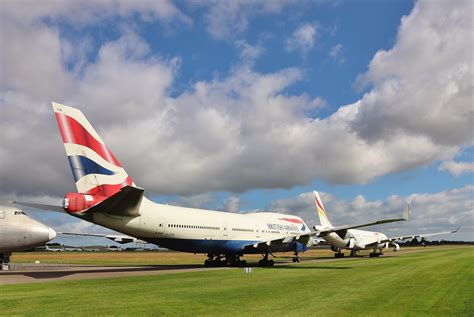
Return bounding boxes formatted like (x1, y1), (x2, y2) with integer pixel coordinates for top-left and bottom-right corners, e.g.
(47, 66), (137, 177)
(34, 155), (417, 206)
(329, 43), (344, 63)
(0, 0), (472, 200)
(439, 160), (474, 176)
(268, 185), (474, 241)
(286, 23), (318, 55)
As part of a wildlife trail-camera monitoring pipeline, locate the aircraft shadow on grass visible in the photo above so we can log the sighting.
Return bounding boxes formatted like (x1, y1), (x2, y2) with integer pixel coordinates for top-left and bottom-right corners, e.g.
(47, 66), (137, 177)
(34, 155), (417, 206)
(5, 264), (204, 279)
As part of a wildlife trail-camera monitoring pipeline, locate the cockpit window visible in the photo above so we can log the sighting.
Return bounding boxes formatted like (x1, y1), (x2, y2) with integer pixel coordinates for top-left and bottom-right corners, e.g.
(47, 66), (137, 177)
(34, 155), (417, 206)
(14, 211), (26, 215)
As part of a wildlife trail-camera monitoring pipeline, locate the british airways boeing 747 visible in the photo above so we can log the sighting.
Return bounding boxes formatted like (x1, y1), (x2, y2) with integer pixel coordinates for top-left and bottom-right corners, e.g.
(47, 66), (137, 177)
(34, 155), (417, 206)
(17, 103), (409, 266)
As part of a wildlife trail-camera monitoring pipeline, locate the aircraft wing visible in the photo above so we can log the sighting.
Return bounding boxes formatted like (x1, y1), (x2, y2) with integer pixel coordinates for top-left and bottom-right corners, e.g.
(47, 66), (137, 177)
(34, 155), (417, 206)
(59, 232), (147, 244)
(375, 226), (461, 244)
(243, 231), (319, 252)
(316, 204), (410, 235)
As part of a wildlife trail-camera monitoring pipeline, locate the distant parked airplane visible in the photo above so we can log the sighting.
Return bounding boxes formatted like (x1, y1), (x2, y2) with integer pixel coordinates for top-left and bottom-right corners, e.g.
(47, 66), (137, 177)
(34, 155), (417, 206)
(312, 191), (460, 257)
(16, 103), (407, 267)
(0, 206), (56, 263)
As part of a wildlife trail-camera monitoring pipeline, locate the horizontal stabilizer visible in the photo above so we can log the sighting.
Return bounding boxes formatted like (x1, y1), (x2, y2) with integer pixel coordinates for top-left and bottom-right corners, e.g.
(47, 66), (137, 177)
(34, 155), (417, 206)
(59, 232), (147, 244)
(87, 185), (144, 217)
(12, 201), (65, 213)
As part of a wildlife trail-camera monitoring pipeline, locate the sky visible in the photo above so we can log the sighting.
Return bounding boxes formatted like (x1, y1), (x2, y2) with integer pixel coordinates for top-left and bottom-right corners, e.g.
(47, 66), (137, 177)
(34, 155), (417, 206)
(1, 0), (473, 246)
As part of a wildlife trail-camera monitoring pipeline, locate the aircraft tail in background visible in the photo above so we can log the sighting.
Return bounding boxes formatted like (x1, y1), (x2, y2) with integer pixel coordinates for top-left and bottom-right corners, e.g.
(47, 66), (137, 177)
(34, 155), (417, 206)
(313, 191), (333, 228)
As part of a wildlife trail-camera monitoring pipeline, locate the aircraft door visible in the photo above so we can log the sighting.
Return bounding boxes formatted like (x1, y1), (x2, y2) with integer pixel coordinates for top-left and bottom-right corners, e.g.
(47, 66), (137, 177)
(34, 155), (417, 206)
(156, 217), (166, 234)
(223, 222), (228, 237)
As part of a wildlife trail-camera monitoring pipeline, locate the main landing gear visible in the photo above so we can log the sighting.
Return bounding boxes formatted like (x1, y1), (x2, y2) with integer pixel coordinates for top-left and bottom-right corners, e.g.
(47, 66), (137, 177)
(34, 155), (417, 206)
(292, 250), (301, 263)
(369, 249), (383, 257)
(258, 253), (274, 267)
(204, 253), (247, 267)
(332, 246), (344, 258)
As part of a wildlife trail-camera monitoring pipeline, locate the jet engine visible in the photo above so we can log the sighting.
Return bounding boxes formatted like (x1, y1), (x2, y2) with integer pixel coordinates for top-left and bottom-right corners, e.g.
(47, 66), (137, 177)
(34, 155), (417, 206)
(346, 237), (356, 249)
(393, 243), (400, 252)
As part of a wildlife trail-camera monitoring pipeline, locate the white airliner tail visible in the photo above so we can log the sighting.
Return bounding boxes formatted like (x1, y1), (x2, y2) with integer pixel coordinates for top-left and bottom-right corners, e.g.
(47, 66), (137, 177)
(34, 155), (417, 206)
(313, 191), (333, 228)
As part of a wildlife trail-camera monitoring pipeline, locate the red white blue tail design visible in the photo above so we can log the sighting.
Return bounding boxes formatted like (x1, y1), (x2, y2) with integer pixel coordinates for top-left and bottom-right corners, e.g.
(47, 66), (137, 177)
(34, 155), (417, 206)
(52, 102), (133, 197)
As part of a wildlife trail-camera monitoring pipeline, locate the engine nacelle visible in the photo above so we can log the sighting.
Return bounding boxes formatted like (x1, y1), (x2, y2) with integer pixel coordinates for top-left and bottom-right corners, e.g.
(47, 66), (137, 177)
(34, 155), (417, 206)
(63, 193), (106, 213)
(346, 237), (356, 249)
(393, 243), (400, 252)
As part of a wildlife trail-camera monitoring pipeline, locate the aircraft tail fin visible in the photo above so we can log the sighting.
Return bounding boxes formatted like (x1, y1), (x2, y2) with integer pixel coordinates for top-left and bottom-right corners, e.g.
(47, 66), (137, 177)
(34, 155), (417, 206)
(52, 102), (133, 197)
(313, 191), (333, 228)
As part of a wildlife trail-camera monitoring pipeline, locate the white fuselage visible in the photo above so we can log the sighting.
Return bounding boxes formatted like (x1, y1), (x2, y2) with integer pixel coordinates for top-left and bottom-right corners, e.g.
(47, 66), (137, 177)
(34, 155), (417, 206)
(79, 197), (312, 255)
(0, 206), (56, 254)
(321, 228), (388, 251)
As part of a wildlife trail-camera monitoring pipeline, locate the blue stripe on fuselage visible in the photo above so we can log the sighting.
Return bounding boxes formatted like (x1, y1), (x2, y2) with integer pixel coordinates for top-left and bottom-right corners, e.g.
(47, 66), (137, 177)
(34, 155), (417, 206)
(138, 238), (304, 254)
(141, 238), (260, 254)
(68, 155), (116, 181)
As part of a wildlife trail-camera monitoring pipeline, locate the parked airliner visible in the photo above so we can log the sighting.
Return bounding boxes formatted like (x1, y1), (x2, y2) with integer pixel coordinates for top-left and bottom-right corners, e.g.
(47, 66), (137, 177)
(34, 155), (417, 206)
(312, 191), (460, 257)
(16, 102), (407, 266)
(0, 206), (56, 263)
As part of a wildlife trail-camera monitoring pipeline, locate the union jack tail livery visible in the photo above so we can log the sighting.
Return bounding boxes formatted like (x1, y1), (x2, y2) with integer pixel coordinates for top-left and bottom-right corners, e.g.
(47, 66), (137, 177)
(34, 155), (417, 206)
(313, 191), (333, 228)
(52, 102), (133, 199)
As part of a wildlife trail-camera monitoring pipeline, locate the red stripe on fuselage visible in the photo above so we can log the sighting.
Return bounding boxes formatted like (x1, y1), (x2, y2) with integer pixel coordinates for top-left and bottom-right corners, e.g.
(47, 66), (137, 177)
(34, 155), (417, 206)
(279, 218), (303, 224)
(55, 113), (122, 167)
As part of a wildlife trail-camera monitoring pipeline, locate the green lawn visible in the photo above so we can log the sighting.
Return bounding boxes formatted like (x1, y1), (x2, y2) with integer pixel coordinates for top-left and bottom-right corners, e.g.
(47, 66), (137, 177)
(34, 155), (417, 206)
(2, 247), (472, 316)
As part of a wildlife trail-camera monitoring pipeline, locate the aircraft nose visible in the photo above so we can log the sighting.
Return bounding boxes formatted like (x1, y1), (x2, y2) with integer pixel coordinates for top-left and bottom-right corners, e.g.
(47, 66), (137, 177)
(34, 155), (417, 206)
(48, 227), (57, 240)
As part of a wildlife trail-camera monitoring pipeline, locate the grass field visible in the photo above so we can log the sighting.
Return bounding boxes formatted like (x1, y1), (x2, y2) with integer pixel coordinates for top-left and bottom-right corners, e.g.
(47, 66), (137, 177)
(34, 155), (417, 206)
(2, 246), (473, 316)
